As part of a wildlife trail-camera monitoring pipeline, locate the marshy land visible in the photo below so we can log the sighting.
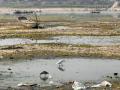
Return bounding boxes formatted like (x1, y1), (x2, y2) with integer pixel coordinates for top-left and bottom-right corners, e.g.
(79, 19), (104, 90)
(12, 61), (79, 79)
(0, 12), (120, 90)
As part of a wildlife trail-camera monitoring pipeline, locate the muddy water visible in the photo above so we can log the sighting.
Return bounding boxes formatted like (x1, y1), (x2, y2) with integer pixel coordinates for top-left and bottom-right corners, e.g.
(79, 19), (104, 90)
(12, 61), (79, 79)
(0, 36), (120, 46)
(0, 58), (120, 87)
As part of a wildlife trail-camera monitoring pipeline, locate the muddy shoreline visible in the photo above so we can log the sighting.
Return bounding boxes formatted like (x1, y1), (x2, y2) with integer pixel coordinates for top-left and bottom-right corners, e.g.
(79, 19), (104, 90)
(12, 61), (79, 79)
(0, 81), (120, 90)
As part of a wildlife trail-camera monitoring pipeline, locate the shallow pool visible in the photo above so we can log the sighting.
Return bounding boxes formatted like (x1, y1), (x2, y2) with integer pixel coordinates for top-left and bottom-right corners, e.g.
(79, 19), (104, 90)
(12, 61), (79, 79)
(52, 36), (120, 45)
(0, 58), (120, 87)
(0, 36), (120, 46)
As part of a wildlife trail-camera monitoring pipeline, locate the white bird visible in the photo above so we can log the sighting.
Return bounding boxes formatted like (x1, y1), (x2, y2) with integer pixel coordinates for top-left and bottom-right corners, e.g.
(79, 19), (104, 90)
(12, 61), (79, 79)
(72, 81), (86, 90)
(56, 60), (65, 71)
(56, 60), (65, 65)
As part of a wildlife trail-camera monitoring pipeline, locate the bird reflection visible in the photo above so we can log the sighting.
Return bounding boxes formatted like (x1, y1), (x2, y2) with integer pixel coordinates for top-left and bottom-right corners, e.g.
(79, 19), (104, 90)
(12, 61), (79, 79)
(58, 66), (65, 71)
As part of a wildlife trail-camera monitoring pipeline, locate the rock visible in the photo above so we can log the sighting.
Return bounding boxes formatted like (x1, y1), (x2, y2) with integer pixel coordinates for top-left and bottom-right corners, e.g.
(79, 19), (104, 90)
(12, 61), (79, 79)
(100, 81), (112, 87)
(91, 81), (112, 88)
(8, 68), (12, 71)
(49, 81), (54, 85)
(72, 81), (86, 90)
(17, 82), (37, 87)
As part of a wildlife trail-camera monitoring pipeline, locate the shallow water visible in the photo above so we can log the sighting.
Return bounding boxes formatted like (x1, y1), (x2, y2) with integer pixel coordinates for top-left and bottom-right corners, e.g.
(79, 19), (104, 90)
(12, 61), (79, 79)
(52, 36), (120, 45)
(0, 38), (55, 46)
(0, 36), (120, 46)
(37, 11), (120, 20)
(0, 38), (34, 46)
(0, 58), (120, 87)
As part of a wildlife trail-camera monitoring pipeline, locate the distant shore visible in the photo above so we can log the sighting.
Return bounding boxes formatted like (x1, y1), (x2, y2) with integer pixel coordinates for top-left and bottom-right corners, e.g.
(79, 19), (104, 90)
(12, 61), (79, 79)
(0, 7), (95, 14)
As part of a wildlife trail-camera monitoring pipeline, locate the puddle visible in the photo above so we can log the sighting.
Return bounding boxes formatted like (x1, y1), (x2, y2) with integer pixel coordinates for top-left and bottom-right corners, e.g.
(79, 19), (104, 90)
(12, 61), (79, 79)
(52, 36), (120, 45)
(0, 36), (120, 46)
(0, 58), (120, 87)
(0, 38), (55, 46)
(0, 38), (34, 46)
